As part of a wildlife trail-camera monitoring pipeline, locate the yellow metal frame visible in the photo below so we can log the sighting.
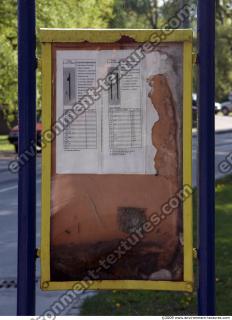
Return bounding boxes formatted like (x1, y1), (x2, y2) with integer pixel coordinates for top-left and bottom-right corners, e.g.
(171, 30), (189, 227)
(40, 29), (193, 292)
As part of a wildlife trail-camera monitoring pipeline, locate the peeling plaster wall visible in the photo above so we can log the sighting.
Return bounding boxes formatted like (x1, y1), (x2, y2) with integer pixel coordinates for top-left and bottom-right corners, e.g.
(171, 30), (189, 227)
(50, 43), (183, 282)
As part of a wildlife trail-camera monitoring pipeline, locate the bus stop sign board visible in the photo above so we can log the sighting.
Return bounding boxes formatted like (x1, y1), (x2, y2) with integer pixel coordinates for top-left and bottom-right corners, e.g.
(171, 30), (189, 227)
(40, 29), (193, 292)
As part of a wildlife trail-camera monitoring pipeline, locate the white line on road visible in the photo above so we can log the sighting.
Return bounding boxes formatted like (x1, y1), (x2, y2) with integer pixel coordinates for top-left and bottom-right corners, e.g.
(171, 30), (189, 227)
(0, 179), (41, 194)
(0, 185), (18, 194)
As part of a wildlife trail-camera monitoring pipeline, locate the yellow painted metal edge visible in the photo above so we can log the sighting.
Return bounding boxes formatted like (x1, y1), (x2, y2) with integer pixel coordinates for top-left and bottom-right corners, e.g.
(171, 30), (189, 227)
(183, 41), (193, 285)
(41, 280), (193, 292)
(41, 43), (52, 286)
(40, 36), (194, 292)
(40, 28), (192, 43)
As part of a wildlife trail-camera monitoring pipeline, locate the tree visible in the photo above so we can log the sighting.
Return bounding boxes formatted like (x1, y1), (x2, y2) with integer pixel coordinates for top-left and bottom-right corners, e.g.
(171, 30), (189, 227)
(215, 0), (232, 101)
(108, 0), (160, 29)
(215, 23), (232, 101)
(1, 0), (231, 124)
(0, 0), (114, 124)
(0, 1), (17, 123)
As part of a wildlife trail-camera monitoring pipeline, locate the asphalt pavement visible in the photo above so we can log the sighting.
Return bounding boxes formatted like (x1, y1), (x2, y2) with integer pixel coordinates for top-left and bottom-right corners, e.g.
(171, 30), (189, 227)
(0, 131), (232, 315)
(0, 157), (94, 315)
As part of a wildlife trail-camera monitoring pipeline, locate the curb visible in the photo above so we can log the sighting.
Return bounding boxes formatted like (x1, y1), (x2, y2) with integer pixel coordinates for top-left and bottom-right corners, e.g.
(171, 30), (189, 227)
(0, 151), (15, 160)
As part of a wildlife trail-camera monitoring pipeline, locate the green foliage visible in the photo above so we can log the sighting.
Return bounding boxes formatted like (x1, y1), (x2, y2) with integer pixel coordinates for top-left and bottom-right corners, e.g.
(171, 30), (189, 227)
(216, 0), (232, 24)
(0, 1), (17, 118)
(215, 24), (232, 101)
(109, 0), (198, 30)
(0, 0), (114, 123)
(109, 0), (158, 28)
(0, 0), (232, 125)
(0, 135), (14, 151)
(36, 0), (114, 30)
(215, 0), (232, 101)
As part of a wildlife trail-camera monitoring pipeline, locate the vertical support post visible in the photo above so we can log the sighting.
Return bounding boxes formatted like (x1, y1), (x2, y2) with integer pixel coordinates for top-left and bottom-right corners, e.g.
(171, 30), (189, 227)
(17, 0), (36, 315)
(197, 0), (215, 315)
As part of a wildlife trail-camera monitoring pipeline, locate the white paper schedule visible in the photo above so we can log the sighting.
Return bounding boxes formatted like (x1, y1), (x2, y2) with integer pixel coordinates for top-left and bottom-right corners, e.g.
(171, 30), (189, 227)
(56, 49), (158, 174)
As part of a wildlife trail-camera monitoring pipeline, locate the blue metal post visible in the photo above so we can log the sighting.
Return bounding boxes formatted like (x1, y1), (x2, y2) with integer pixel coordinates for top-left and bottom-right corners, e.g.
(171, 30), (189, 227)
(17, 0), (36, 315)
(197, 0), (215, 315)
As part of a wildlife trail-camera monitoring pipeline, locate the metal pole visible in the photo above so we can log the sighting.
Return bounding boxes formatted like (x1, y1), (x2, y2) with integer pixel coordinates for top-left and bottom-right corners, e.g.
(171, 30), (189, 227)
(197, 0), (215, 315)
(17, 0), (36, 315)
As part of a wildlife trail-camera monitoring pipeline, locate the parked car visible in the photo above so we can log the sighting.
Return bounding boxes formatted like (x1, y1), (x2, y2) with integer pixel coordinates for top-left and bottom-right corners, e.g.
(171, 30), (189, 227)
(192, 93), (222, 114)
(192, 93), (198, 128)
(221, 94), (232, 116)
(8, 110), (42, 153)
(214, 101), (222, 114)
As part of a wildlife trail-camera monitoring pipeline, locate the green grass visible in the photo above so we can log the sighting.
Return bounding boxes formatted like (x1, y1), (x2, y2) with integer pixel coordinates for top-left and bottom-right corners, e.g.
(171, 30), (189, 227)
(79, 175), (232, 315)
(0, 135), (14, 151)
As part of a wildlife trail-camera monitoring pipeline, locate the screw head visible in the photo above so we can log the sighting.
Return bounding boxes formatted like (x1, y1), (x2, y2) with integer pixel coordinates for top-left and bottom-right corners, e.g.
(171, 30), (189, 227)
(42, 281), (49, 289)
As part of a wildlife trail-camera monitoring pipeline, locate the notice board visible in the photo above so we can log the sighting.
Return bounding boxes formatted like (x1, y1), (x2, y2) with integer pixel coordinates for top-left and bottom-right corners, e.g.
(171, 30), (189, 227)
(40, 29), (193, 292)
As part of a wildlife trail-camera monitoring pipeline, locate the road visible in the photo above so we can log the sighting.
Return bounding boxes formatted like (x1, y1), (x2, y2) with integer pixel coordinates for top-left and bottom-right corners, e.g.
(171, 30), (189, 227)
(0, 132), (231, 315)
(0, 158), (66, 315)
(0, 157), (94, 315)
(192, 132), (232, 186)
